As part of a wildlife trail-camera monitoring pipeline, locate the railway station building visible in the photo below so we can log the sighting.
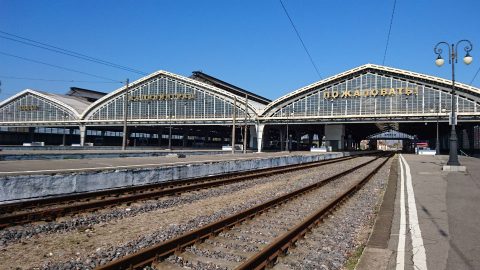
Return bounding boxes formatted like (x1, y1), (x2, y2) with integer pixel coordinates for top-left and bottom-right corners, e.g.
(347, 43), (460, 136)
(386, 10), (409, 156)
(1, 64), (480, 154)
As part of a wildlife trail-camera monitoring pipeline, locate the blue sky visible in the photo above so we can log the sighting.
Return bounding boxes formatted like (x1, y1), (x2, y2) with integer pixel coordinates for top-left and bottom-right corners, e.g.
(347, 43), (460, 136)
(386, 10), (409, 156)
(1, 0), (479, 101)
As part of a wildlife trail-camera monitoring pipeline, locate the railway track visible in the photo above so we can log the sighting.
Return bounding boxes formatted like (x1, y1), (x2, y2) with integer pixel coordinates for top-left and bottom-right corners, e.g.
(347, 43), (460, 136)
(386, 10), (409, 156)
(0, 154), (371, 229)
(95, 153), (392, 270)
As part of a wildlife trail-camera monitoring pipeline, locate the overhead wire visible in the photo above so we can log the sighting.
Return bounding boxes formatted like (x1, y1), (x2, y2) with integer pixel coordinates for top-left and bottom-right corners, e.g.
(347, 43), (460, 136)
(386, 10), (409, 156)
(382, 0), (397, 65)
(278, 0), (323, 79)
(470, 67), (480, 85)
(0, 51), (123, 83)
(0, 75), (121, 84)
(0, 30), (148, 76)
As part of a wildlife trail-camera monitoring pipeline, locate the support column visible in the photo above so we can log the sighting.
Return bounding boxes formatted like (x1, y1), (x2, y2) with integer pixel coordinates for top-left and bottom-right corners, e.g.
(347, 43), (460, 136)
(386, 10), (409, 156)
(346, 134), (353, 150)
(308, 133), (314, 148)
(295, 132), (301, 151)
(79, 125), (86, 146)
(182, 130), (188, 148)
(279, 128), (284, 151)
(28, 127), (35, 142)
(319, 125), (325, 147)
(157, 127), (163, 147)
(256, 123), (265, 153)
(100, 130), (105, 146)
(249, 126), (256, 148)
(324, 124), (345, 151)
(68, 128), (73, 146)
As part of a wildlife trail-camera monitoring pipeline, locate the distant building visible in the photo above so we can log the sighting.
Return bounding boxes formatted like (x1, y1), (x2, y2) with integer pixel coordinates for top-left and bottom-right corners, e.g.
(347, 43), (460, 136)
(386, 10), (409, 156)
(66, 87), (107, 102)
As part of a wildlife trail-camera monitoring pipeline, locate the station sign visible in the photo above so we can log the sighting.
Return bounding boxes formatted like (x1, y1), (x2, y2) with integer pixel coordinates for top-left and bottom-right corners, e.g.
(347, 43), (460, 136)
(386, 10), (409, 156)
(128, 93), (196, 102)
(19, 105), (40, 111)
(322, 87), (419, 100)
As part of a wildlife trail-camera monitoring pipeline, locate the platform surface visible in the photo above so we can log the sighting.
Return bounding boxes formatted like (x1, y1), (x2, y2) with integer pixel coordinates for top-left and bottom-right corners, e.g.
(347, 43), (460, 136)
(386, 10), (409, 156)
(0, 151), (338, 176)
(357, 154), (480, 270)
(0, 148), (219, 156)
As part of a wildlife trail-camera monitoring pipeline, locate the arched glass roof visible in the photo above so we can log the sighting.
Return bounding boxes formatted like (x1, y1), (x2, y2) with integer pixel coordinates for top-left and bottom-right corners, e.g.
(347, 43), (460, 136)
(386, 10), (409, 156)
(261, 64), (480, 122)
(82, 70), (260, 125)
(0, 89), (85, 125)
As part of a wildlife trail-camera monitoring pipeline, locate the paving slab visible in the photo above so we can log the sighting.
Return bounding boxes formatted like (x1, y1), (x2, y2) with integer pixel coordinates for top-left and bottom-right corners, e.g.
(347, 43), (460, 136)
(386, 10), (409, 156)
(357, 154), (480, 270)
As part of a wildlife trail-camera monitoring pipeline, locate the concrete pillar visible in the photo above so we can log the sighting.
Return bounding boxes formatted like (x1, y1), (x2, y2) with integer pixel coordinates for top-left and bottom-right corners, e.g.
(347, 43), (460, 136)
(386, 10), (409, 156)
(316, 133), (322, 147)
(28, 127), (35, 142)
(256, 123), (265, 153)
(346, 134), (353, 150)
(68, 128), (73, 146)
(158, 127), (163, 147)
(462, 128), (470, 150)
(308, 133), (313, 148)
(279, 128), (284, 151)
(249, 126), (256, 148)
(182, 131), (188, 148)
(319, 125), (325, 147)
(79, 125), (86, 146)
(325, 124), (345, 151)
(295, 133), (301, 150)
(100, 130), (105, 146)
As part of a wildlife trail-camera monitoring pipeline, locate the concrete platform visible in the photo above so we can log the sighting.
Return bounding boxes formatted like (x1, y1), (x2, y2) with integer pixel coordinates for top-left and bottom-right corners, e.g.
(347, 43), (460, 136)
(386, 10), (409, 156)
(0, 151), (367, 202)
(356, 154), (480, 270)
(0, 148), (232, 161)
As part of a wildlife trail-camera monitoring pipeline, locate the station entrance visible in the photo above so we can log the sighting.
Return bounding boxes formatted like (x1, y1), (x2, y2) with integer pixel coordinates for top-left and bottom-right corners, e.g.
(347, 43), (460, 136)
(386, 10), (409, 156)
(366, 129), (414, 152)
(259, 121), (480, 156)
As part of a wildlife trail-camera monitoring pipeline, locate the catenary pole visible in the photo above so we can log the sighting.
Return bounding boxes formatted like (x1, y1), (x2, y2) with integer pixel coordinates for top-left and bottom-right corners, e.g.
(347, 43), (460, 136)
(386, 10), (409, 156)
(232, 97), (237, 154)
(243, 94), (248, 154)
(121, 79), (129, 150)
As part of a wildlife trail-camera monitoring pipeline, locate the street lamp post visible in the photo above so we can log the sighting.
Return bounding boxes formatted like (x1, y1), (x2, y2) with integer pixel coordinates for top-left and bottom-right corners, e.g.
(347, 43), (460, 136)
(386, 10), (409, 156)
(434, 40), (473, 166)
(430, 107), (446, 155)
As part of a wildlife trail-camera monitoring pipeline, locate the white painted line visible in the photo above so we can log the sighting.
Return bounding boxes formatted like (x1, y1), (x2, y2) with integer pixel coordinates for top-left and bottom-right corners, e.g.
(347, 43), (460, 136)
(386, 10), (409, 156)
(396, 155), (406, 270)
(0, 153), (332, 175)
(401, 154), (428, 270)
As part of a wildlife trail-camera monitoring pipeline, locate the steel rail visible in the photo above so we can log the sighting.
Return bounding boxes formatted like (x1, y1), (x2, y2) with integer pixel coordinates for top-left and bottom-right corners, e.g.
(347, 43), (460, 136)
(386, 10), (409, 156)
(0, 154), (365, 229)
(94, 153), (387, 270)
(235, 153), (393, 270)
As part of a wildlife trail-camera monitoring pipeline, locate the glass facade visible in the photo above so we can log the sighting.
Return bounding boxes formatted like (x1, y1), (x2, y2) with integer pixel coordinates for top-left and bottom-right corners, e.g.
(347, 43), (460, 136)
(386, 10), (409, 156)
(0, 93), (76, 123)
(1, 69), (479, 127)
(271, 72), (478, 118)
(87, 75), (247, 121)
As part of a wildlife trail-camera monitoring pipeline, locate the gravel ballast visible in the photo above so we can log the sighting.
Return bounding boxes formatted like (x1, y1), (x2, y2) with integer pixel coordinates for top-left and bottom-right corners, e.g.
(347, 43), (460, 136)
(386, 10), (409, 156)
(0, 156), (380, 269)
(158, 157), (390, 270)
(273, 157), (392, 270)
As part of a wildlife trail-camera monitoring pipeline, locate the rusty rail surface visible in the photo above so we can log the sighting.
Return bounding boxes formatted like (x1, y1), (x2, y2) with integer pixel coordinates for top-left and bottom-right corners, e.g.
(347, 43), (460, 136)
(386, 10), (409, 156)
(235, 154), (393, 270)
(0, 154), (367, 229)
(94, 153), (389, 270)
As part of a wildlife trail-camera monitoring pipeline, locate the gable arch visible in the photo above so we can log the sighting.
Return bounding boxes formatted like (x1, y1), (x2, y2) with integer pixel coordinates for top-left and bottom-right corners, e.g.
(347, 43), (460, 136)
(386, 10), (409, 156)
(0, 89), (80, 126)
(262, 64), (480, 121)
(82, 70), (259, 124)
